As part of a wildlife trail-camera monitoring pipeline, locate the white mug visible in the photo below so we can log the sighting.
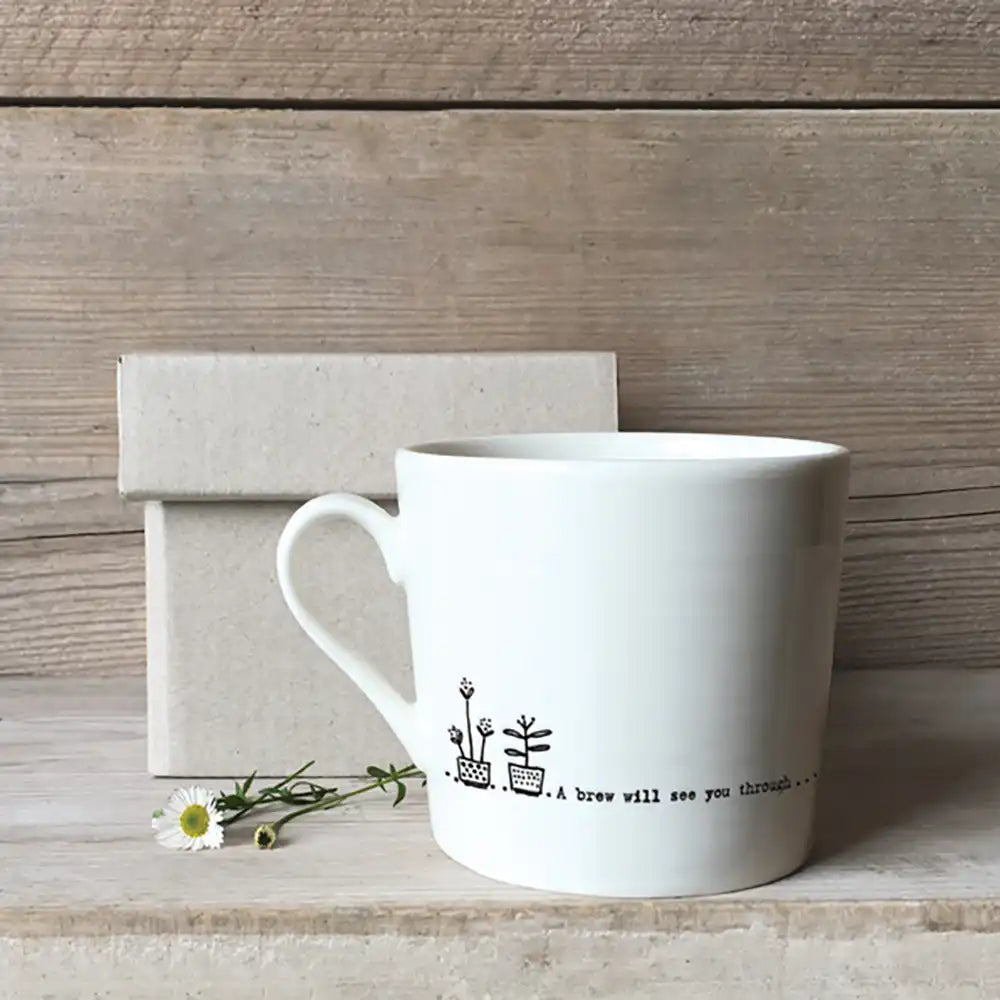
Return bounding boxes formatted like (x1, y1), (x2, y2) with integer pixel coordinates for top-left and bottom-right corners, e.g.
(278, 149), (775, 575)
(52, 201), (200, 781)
(276, 432), (850, 897)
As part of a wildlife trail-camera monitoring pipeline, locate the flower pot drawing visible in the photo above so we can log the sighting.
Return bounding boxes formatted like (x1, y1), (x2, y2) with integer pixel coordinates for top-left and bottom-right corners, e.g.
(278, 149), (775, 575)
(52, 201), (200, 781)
(508, 762), (545, 796)
(457, 757), (492, 788)
(504, 714), (551, 797)
(448, 680), (495, 790)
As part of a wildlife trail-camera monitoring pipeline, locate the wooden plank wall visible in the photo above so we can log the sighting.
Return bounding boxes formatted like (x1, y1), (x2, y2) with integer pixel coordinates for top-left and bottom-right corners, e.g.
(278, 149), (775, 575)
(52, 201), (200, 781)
(3, 2), (1000, 102)
(2, 5), (999, 676)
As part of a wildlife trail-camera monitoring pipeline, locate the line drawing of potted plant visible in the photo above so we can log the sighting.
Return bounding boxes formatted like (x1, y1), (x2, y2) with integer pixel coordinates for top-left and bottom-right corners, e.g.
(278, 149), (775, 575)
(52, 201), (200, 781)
(476, 717), (494, 762)
(449, 678), (493, 789)
(504, 714), (551, 796)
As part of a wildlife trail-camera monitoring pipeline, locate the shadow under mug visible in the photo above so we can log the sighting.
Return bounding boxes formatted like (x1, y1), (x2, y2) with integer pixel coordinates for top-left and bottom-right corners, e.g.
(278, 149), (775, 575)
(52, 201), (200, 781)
(276, 431), (850, 897)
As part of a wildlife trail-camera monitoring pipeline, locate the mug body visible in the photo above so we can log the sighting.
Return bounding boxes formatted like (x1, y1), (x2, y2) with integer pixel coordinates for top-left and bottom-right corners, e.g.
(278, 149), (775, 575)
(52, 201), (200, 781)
(395, 432), (850, 897)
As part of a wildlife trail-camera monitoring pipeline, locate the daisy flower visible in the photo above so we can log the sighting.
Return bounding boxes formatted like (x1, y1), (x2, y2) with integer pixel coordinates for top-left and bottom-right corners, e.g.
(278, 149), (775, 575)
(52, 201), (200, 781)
(153, 786), (224, 851)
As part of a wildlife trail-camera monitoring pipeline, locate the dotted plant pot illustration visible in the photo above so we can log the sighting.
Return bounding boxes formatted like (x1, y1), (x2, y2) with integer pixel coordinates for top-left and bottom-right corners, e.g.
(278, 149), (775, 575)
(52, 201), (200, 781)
(508, 762), (545, 797)
(504, 714), (552, 797)
(457, 757), (492, 789)
(447, 680), (495, 791)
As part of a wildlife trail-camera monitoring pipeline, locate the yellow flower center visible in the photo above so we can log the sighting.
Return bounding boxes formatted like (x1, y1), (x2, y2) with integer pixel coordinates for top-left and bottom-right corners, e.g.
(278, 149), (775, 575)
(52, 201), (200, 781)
(179, 803), (210, 837)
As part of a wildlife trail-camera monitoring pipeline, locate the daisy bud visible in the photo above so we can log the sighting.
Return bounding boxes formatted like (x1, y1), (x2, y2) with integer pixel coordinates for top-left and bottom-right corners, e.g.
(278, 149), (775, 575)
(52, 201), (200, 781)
(254, 824), (278, 850)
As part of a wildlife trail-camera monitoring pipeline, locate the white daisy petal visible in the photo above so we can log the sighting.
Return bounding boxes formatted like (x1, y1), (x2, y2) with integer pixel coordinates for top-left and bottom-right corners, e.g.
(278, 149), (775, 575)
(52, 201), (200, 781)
(202, 824), (224, 850)
(155, 824), (190, 850)
(190, 787), (211, 805)
(166, 788), (189, 812)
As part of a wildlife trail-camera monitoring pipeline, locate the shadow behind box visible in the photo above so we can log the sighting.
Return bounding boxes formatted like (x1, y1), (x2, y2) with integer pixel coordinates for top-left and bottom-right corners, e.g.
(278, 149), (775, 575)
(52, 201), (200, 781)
(118, 352), (619, 776)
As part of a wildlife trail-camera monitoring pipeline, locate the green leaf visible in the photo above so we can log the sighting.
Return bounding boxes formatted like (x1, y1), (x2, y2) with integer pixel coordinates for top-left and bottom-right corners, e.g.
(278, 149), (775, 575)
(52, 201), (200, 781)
(393, 781), (407, 806)
(367, 765), (389, 779)
(241, 770), (258, 795)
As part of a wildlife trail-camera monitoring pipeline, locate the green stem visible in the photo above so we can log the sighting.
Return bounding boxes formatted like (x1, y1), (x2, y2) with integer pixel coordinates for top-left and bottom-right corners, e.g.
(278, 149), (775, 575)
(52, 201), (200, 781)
(273, 765), (423, 833)
(220, 760), (317, 827)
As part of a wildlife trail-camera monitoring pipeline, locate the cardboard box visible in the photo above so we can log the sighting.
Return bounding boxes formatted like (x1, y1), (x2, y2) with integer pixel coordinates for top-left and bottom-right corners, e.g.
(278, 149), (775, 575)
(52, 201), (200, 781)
(119, 352), (618, 776)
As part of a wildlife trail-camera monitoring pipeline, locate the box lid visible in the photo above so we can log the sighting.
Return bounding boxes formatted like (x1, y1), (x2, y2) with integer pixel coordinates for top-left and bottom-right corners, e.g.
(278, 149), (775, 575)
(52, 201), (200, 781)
(117, 351), (618, 499)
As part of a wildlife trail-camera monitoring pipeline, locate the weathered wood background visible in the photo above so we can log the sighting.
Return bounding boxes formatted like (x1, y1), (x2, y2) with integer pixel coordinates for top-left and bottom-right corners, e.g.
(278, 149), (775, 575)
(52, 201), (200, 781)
(2, 4), (999, 676)
(3, 1), (1000, 102)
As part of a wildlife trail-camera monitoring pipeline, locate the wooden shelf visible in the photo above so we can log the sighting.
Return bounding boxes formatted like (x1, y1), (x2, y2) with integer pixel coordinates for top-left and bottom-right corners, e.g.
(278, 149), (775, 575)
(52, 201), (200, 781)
(3, 671), (1000, 997)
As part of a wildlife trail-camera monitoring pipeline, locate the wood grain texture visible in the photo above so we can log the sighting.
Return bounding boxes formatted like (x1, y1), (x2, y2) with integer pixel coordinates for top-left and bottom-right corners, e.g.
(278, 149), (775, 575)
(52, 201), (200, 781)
(4, 670), (1000, 970)
(2, 1), (1000, 102)
(0, 532), (144, 677)
(4, 108), (1000, 494)
(0, 477), (140, 541)
(7, 677), (1000, 998)
(4, 108), (1000, 672)
(8, 931), (1000, 1000)
(839, 506), (1000, 670)
(2, 493), (998, 676)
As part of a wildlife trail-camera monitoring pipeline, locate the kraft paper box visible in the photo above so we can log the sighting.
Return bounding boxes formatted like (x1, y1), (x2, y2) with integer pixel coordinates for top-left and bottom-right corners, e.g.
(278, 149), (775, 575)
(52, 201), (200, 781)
(118, 352), (619, 776)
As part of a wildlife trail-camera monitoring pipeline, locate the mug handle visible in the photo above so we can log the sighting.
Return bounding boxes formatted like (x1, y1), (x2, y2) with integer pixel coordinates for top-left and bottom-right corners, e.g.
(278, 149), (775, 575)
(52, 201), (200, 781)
(275, 493), (424, 768)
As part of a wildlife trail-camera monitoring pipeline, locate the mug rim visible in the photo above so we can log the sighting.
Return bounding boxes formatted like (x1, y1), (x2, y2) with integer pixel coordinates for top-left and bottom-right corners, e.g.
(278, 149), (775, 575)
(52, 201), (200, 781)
(400, 431), (849, 464)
